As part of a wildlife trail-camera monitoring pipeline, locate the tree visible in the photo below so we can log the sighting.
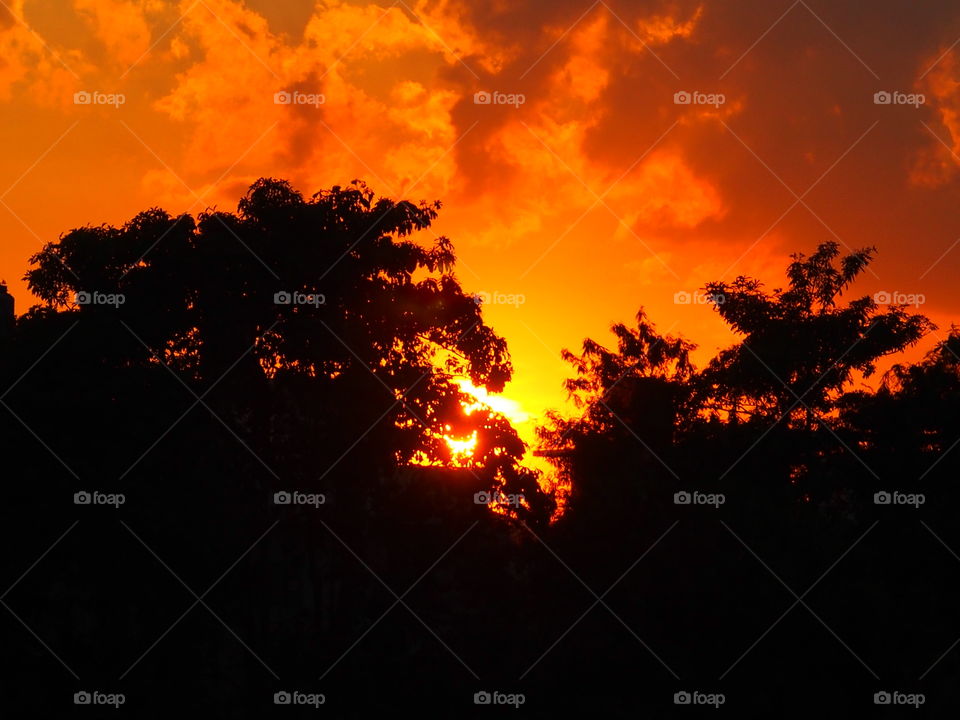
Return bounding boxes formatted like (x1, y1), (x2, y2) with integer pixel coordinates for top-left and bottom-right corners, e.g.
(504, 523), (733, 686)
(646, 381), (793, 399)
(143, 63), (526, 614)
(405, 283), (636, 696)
(698, 241), (933, 427)
(536, 310), (695, 518)
(20, 177), (551, 519)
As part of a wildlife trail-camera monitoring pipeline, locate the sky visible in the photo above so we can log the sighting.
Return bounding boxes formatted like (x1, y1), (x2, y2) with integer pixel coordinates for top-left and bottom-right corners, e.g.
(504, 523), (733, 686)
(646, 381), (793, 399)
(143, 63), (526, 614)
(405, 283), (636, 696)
(2, 0), (960, 449)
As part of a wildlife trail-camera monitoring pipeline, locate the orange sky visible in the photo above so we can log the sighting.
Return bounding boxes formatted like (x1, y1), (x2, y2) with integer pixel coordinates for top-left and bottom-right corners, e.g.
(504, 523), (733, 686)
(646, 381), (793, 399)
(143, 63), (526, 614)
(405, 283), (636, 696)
(3, 0), (960, 450)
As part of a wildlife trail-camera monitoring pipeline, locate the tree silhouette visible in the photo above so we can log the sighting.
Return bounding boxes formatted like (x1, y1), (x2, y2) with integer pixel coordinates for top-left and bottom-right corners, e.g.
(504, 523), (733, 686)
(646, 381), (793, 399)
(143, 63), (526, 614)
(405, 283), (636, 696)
(698, 241), (932, 427)
(21, 177), (552, 520)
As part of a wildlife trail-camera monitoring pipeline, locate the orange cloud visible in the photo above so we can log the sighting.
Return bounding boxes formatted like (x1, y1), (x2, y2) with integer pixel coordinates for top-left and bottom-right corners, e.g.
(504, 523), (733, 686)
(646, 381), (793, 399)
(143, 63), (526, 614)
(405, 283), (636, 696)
(73, 0), (155, 68)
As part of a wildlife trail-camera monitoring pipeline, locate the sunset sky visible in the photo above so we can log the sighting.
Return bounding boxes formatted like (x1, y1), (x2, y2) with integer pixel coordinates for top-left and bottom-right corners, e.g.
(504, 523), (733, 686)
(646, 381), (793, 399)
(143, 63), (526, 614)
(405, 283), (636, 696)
(3, 0), (960, 448)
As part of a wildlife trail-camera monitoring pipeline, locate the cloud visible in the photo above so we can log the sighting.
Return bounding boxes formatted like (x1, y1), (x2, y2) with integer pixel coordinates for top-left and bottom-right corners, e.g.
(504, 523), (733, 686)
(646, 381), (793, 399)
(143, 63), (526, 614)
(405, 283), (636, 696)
(0, 0), (80, 104)
(72, 0), (155, 68)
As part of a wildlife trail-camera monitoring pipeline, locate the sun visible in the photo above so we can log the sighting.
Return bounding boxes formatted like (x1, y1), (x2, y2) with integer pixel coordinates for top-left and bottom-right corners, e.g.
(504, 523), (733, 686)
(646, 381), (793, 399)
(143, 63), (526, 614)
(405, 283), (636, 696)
(452, 378), (529, 424)
(444, 430), (478, 463)
(433, 379), (529, 464)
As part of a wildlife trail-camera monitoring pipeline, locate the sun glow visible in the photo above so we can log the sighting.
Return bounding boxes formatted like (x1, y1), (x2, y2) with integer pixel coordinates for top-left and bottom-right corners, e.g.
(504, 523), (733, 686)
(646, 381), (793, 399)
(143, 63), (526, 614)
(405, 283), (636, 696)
(444, 430), (478, 462)
(407, 379), (530, 467)
(454, 378), (530, 424)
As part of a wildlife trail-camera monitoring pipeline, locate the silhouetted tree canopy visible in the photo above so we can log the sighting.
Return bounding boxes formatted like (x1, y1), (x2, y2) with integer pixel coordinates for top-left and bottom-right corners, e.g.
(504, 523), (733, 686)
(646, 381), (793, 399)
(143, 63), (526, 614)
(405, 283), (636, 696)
(698, 242), (932, 425)
(19, 177), (553, 521)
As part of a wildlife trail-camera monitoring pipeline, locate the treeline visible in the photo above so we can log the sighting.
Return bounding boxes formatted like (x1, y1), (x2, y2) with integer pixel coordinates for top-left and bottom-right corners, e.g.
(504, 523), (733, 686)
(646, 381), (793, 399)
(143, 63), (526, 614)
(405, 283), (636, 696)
(1, 180), (958, 716)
